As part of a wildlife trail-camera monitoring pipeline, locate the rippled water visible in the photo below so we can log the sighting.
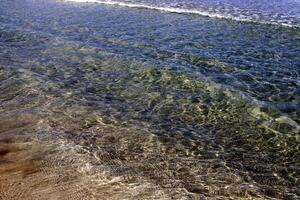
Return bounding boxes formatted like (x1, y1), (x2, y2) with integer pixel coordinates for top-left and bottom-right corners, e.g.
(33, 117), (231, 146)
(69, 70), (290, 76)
(0, 0), (299, 199)
(66, 0), (300, 27)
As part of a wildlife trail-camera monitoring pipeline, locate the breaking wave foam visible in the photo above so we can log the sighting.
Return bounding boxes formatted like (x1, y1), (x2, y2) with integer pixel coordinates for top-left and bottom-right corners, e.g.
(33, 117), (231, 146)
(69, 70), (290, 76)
(64, 0), (300, 27)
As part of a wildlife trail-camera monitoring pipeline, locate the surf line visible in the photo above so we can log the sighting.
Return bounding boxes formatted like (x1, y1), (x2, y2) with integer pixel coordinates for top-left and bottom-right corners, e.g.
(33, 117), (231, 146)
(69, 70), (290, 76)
(64, 0), (298, 28)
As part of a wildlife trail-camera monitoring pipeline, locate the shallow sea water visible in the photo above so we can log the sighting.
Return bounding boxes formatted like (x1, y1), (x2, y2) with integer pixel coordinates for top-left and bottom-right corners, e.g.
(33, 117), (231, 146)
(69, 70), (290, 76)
(0, 0), (299, 199)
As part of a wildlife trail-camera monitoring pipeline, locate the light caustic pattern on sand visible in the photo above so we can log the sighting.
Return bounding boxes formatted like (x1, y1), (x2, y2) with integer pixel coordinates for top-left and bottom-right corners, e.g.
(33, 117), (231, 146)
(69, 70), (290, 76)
(0, 42), (299, 199)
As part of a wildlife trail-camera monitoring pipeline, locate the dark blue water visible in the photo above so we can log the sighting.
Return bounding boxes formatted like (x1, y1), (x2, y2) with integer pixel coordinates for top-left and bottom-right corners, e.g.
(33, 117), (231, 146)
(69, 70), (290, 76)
(66, 0), (300, 26)
(0, 0), (299, 199)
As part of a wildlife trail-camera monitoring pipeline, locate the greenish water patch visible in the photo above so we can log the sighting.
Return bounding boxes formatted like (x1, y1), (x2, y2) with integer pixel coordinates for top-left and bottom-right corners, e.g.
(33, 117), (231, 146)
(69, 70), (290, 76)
(81, 58), (299, 161)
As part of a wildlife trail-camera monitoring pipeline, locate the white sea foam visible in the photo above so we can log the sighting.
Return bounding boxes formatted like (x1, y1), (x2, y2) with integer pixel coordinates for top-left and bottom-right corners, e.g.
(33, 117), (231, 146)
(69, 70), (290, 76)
(64, 0), (300, 27)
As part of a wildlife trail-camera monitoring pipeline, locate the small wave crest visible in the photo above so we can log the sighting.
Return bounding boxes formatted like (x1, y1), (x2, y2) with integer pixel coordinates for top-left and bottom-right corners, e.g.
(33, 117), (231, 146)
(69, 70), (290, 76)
(64, 0), (300, 27)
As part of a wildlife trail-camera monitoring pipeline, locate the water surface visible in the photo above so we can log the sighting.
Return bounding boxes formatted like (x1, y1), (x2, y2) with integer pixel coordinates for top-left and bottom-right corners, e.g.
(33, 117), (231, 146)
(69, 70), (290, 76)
(0, 0), (299, 199)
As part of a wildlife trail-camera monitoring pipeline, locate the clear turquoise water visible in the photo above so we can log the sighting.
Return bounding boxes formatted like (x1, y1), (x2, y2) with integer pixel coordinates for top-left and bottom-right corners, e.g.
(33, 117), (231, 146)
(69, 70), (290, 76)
(0, 0), (299, 199)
